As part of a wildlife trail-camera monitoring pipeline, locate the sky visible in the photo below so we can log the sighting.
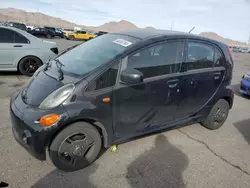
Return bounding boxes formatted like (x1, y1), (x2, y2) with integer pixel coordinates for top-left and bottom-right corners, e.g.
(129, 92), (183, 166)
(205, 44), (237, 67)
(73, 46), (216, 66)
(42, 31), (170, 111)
(1, 0), (250, 42)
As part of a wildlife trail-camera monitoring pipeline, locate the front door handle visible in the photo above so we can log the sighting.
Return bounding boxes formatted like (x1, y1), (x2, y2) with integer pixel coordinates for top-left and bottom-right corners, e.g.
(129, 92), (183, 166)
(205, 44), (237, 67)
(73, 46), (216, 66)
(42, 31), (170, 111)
(214, 72), (221, 80)
(13, 45), (23, 47)
(167, 79), (179, 88)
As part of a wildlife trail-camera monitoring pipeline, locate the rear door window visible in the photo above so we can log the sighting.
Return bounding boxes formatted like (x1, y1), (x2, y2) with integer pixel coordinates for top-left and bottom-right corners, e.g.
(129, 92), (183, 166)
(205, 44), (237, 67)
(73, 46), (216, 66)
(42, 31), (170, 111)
(0, 28), (15, 43)
(182, 41), (215, 71)
(214, 48), (225, 67)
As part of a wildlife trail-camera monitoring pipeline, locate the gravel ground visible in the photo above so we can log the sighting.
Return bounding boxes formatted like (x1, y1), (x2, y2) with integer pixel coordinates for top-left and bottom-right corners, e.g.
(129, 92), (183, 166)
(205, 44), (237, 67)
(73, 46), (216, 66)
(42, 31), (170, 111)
(0, 39), (250, 188)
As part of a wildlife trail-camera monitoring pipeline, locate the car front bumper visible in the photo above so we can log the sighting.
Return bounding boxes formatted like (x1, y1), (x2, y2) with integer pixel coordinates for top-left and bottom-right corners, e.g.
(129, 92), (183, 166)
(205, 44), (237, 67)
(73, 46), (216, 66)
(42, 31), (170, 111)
(10, 90), (70, 160)
(240, 79), (250, 95)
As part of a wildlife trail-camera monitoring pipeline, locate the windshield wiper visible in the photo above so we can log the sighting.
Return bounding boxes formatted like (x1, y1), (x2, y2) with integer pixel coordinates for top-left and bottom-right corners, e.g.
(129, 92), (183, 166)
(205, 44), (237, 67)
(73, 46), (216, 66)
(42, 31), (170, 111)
(54, 58), (64, 81)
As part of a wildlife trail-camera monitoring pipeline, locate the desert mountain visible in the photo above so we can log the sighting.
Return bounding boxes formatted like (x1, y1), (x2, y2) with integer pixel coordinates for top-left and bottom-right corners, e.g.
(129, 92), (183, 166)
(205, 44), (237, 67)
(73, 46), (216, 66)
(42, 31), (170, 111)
(199, 32), (249, 47)
(0, 8), (248, 46)
(0, 8), (77, 28)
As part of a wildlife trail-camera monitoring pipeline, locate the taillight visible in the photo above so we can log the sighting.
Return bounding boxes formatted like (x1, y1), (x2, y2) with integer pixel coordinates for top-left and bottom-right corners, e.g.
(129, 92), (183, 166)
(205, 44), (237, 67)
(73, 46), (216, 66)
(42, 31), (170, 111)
(51, 47), (58, 55)
(227, 45), (233, 59)
(227, 45), (234, 66)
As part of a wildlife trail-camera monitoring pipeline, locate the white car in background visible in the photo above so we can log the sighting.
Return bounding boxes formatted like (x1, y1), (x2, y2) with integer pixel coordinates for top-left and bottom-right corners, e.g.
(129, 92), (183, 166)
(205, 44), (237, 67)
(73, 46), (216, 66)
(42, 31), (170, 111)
(0, 26), (58, 76)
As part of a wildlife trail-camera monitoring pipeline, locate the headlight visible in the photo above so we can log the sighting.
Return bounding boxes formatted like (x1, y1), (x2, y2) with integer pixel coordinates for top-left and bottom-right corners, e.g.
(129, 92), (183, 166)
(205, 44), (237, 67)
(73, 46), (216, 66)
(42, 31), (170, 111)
(243, 74), (250, 81)
(39, 83), (75, 110)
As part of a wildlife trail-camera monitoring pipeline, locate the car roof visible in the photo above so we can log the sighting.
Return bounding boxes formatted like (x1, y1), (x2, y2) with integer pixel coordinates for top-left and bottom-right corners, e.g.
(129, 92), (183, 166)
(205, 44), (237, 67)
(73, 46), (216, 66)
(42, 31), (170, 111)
(0, 25), (24, 33)
(115, 29), (224, 46)
(0, 25), (42, 41)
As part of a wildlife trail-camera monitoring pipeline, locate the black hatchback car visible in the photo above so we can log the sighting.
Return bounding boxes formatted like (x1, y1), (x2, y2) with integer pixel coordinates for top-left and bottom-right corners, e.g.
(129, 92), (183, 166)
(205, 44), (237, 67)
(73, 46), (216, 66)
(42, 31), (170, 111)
(10, 29), (234, 171)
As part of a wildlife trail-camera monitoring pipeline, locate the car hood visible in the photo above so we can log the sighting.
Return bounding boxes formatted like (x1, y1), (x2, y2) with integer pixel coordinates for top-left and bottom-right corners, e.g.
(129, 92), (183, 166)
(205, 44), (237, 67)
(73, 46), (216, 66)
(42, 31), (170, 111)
(21, 70), (64, 106)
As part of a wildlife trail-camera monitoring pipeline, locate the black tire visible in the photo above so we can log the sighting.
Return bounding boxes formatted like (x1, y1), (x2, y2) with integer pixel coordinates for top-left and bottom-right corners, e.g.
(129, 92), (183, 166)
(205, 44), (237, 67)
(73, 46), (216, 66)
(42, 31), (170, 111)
(49, 122), (102, 172)
(46, 34), (52, 39)
(18, 56), (43, 77)
(89, 37), (93, 40)
(201, 99), (230, 130)
(69, 35), (75, 40)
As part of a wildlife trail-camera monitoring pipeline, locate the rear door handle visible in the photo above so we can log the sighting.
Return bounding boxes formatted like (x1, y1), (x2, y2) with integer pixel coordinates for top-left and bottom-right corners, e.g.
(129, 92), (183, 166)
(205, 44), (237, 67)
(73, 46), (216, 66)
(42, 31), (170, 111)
(13, 45), (23, 47)
(167, 79), (179, 88)
(214, 72), (221, 80)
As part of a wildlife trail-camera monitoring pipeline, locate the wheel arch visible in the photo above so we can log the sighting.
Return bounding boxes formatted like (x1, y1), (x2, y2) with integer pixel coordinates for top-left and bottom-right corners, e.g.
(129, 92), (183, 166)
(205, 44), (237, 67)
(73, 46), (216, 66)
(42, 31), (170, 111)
(17, 55), (43, 71)
(48, 118), (109, 151)
(222, 96), (232, 109)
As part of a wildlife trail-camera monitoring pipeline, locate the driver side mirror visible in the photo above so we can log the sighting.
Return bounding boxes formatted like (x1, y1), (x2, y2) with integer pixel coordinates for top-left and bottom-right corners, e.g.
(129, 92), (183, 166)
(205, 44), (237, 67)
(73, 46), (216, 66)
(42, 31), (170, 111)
(120, 68), (144, 85)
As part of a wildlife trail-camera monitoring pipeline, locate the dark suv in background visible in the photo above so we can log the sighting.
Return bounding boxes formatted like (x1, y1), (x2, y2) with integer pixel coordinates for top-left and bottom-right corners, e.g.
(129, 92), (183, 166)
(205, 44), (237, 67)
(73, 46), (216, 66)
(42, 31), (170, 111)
(10, 29), (234, 172)
(28, 27), (55, 38)
(44, 26), (64, 38)
(4, 22), (27, 31)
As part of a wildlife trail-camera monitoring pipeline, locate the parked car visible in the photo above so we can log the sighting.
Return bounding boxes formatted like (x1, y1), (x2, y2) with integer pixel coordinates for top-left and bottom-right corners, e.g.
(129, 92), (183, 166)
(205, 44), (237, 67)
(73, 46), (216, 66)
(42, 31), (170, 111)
(4, 22), (27, 31)
(68, 30), (96, 40)
(240, 73), (250, 95)
(0, 26), (58, 76)
(232, 46), (240, 53)
(62, 29), (74, 39)
(10, 29), (234, 172)
(241, 47), (249, 53)
(44, 26), (64, 38)
(95, 31), (108, 36)
(28, 27), (55, 38)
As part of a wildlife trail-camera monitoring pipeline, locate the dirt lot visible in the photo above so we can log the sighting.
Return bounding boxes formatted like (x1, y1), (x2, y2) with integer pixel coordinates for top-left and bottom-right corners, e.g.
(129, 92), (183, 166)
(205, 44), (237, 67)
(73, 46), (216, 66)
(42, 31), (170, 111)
(0, 39), (250, 188)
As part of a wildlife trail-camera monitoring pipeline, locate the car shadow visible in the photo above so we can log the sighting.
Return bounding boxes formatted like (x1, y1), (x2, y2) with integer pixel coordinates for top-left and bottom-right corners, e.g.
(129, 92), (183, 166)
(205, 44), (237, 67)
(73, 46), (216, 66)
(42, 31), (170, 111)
(31, 163), (98, 188)
(230, 83), (250, 98)
(126, 134), (188, 188)
(234, 119), (250, 146)
(0, 71), (21, 76)
(31, 148), (107, 188)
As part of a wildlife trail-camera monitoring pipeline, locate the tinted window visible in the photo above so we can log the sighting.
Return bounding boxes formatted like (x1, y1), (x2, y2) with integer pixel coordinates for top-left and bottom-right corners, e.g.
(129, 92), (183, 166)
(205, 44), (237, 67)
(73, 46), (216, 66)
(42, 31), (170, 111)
(182, 41), (214, 71)
(14, 33), (28, 43)
(214, 48), (224, 67)
(86, 63), (119, 91)
(53, 34), (139, 77)
(126, 41), (184, 78)
(0, 28), (15, 43)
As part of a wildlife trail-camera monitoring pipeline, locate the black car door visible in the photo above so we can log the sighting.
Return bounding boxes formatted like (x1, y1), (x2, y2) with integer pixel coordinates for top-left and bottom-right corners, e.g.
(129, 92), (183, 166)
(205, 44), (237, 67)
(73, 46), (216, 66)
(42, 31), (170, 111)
(112, 40), (185, 137)
(175, 40), (225, 119)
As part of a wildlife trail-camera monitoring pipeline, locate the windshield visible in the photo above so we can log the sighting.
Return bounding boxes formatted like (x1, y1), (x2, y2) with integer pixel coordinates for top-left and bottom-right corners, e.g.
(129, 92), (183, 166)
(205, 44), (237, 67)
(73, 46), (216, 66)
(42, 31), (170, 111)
(52, 34), (139, 77)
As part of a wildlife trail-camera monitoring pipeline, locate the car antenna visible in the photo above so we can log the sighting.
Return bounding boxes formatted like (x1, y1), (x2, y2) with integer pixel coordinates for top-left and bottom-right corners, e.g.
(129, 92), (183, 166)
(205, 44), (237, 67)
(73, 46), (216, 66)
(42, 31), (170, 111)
(188, 26), (195, 33)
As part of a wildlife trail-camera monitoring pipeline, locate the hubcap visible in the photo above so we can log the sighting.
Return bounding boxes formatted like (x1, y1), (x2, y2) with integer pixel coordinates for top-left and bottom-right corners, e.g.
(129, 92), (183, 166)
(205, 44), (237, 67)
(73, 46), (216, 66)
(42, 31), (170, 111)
(59, 133), (94, 166)
(24, 59), (39, 73)
(213, 107), (227, 125)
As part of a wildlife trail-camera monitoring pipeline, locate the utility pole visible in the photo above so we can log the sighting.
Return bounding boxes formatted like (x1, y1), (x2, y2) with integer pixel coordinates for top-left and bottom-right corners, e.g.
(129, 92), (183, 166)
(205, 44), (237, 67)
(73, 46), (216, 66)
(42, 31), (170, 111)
(170, 21), (175, 30)
(248, 36), (250, 44)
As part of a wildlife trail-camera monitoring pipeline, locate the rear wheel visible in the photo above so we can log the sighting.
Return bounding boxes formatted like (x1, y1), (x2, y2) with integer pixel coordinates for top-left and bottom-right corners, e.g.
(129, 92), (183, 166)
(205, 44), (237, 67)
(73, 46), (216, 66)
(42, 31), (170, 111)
(69, 35), (75, 40)
(18, 56), (42, 77)
(201, 99), (230, 130)
(46, 34), (52, 39)
(49, 122), (102, 172)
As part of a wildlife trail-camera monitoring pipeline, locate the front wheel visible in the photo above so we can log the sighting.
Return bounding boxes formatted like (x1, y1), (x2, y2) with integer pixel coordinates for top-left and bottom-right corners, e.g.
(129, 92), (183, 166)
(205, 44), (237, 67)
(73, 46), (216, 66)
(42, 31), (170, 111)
(49, 122), (102, 172)
(201, 99), (230, 130)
